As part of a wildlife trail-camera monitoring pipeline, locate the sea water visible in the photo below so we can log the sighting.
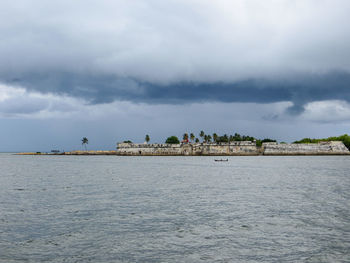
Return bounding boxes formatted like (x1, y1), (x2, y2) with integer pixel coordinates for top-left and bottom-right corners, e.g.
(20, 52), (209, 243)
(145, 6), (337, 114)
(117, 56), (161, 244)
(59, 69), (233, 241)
(0, 154), (349, 262)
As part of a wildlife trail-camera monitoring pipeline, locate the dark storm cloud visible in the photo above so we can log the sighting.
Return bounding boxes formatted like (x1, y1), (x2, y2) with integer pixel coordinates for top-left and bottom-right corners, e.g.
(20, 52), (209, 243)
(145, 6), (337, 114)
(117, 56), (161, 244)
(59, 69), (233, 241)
(4, 71), (350, 113)
(1, 0), (350, 113)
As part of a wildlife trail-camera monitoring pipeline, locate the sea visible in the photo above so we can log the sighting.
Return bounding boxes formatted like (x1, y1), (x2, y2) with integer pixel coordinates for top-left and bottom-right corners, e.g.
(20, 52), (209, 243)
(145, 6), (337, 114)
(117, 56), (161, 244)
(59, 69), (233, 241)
(0, 154), (349, 262)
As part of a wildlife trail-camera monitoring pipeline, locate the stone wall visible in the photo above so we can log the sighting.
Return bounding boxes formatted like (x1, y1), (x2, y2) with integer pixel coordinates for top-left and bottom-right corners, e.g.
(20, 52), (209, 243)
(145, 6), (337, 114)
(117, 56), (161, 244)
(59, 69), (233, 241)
(262, 141), (350, 155)
(196, 141), (259, 156)
(116, 143), (184, 155)
(116, 141), (259, 156)
(116, 141), (350, 156)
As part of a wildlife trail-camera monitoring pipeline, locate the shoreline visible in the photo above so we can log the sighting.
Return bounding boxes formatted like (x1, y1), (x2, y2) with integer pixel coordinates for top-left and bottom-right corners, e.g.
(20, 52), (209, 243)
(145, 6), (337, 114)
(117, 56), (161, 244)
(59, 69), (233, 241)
(14, 141), (350, 156)
(14, 152), (350, 156)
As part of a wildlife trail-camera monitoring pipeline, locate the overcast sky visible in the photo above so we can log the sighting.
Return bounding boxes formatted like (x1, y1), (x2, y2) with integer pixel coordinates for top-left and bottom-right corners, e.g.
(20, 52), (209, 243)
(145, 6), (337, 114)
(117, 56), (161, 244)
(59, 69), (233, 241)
(1, 0), (350, 151)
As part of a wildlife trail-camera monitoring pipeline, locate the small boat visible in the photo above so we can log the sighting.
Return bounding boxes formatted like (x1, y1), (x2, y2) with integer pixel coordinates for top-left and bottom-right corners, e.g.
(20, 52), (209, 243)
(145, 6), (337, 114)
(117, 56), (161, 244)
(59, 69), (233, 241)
(214, 159), (228, 162)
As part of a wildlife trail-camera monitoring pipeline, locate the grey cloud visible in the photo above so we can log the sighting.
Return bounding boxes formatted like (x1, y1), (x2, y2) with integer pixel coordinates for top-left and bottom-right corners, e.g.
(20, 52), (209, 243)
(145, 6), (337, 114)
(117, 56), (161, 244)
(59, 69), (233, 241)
(0, 84), (84, 117)
(0, 96), (48, 115)
(3, 71), (350, 114)
(1, 100), (349, 152)
(0, 0), (350, 113)
(0, 85), (51, 115)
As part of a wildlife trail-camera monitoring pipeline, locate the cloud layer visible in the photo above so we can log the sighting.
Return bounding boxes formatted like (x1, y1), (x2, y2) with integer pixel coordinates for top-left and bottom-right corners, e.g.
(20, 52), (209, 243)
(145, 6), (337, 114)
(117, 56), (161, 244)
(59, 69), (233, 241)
(2, 82), (350, 123)
(1, 82), (350, 152)
(1, 0), (350, 111)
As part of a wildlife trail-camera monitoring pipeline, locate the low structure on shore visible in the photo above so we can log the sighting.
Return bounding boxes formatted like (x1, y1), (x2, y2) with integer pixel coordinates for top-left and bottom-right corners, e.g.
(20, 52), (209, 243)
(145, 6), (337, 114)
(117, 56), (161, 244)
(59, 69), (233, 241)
(16, 150), (117, 155)
(64, 150), (117, 155)
(116, 141), (259, 156)
(116, 141), (350, 156)
(262, 141), (349, 155)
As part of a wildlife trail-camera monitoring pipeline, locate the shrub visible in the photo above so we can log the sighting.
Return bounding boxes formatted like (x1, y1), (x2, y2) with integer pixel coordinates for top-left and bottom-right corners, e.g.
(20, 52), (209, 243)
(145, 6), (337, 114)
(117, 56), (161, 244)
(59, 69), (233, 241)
(261, 138), (277, 143)
(165, 136), (180, 144)
(294, 134), (350, 150)
(256, 140), (262, 147)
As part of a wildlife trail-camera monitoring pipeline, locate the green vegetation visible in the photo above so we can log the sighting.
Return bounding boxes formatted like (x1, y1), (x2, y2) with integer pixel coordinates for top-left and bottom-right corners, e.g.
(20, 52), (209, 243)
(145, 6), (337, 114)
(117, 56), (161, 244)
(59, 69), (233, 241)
(119, 132), (350, 152)
(199, 131), (205, 142)
(255, 138), (277, 147)
(164, 130), (279, 146)
(212, 133), (218, 142)
(190, 133), (195, 142)
(216, 134), (229, 143)
(187, 131), (277, 146)
(165, 136), (180, 144)
(211, 133), (275, 145)
(294, 134), (350, 150)
(120, 132), (350, 150)
(204, 134), (212, 142)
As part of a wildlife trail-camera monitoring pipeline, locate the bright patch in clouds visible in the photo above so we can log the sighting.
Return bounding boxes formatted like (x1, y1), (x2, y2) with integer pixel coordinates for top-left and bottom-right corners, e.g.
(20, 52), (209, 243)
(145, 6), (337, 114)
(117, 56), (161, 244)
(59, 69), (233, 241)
(0, 83), (83, 118)
(302, 100), (350, 122)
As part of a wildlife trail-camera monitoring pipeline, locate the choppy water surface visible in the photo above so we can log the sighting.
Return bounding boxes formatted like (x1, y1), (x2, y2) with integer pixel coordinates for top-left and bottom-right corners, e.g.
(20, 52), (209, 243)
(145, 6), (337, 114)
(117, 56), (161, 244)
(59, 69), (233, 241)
(0, 154), (349, 262)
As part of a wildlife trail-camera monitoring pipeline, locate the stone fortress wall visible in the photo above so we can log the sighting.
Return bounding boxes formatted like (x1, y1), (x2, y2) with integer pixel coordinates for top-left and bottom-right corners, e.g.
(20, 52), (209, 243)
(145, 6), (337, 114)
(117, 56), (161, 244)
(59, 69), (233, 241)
(116, 141), (259, 156)
(262, 141), (349, 155)
(116, 141), (350, 156)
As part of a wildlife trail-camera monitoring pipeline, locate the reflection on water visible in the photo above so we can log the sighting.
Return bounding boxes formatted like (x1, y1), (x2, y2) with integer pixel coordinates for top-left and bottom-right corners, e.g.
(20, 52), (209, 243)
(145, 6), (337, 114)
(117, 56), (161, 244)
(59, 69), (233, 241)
(0, 154), (349, 262)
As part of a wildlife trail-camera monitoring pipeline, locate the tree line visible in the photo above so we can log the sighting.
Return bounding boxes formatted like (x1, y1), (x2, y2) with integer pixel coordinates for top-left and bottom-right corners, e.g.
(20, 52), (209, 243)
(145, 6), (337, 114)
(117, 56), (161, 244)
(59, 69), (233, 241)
(83, 134), (350, 150)
(140, 131), (276, 146)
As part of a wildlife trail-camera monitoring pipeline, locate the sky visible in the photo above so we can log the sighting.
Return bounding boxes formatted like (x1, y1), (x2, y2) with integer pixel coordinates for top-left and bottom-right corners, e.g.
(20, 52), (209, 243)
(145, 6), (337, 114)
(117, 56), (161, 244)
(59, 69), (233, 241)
(0, 0), (350, 151)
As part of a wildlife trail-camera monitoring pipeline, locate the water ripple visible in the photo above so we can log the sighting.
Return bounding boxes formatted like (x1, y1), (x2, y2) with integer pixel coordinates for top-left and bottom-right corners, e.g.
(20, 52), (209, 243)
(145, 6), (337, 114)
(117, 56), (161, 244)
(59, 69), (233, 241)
(0, 154), (349, 262)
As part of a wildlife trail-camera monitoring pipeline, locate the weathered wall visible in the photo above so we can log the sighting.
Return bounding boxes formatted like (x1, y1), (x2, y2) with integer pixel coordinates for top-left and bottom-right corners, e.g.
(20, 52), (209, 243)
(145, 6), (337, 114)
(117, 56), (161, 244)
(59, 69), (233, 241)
(116, 143), (184, 155)
(116, 142), (259, 156)
(262, 141), (349, 155)
(197, 141), (259, 155)
(116, 141), (350, 156)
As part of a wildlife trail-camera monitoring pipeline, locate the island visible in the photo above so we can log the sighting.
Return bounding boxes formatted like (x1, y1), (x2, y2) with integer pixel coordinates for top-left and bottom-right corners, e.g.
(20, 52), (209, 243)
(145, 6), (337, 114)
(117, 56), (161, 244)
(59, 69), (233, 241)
(16, 134), (350, 156)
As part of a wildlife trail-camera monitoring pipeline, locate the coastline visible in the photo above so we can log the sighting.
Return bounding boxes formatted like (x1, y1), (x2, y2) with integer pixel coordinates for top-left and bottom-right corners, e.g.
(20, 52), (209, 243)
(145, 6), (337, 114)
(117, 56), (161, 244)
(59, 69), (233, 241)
(15, 150), (118, 155)
(15, 141), (350, 156)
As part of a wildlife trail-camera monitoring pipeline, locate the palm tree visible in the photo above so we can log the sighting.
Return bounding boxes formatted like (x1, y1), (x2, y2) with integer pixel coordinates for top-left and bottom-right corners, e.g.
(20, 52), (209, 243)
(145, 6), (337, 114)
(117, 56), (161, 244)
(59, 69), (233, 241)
(199, 130), (205, 142)
(190, 133), (195, 143)
(204, 135), (208, 143)
(81, 137), (88, 151)
(213, 133), (218, 143)
(183, 133), (189, 142)
(145, 134), (150, 143)
(207, 135), (212, 143)
(195, 138), (199, 143)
